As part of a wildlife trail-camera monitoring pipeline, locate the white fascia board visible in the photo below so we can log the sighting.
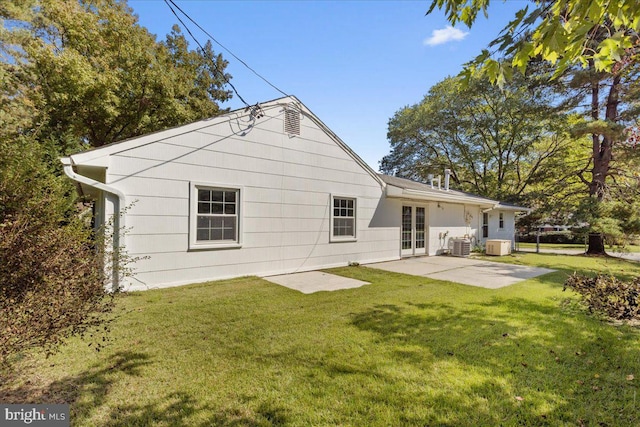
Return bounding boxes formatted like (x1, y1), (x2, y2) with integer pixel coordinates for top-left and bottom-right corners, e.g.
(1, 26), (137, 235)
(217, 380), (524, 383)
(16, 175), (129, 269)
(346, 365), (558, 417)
(385, 184), (405, 197)
(492, 204), (532, 213)
(70, 152), (110, 168)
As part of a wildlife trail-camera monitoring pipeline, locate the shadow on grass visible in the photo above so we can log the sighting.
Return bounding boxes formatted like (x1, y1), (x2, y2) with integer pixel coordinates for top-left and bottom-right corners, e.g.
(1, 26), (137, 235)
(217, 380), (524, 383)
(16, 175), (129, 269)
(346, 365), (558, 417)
(0, 351), (151, 406)
(351, 299), (640, 425)
(1, 350), (289, 426)
(104, 392), (288, 427)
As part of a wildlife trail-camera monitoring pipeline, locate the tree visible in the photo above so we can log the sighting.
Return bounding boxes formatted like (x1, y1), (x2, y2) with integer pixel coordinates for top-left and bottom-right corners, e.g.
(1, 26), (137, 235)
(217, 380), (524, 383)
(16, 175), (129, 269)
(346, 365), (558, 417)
(428, 0), (640, 254)
(427, 0), (640, 83)
(380, 73), (575, 203)
(3, 0), (232, 149)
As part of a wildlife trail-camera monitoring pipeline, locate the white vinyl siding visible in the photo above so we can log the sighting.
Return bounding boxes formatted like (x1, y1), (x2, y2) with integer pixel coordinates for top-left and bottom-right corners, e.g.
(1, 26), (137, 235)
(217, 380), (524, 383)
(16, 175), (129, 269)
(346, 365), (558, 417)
(331, 195), (356, 242)
(86, 97), (400, 290)
(189, 183), (242, 250)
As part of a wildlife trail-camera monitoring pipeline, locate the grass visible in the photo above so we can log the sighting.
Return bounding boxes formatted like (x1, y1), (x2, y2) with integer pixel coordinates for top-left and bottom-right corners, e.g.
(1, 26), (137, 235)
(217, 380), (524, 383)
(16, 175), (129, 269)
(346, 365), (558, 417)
(2, 254), (640, 426)
(517, 242), (640, 253)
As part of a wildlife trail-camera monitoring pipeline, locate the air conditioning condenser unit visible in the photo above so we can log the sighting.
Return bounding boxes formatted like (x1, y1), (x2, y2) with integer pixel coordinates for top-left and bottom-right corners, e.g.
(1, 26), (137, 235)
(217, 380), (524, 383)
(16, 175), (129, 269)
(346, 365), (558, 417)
(451, 239), (471, 257)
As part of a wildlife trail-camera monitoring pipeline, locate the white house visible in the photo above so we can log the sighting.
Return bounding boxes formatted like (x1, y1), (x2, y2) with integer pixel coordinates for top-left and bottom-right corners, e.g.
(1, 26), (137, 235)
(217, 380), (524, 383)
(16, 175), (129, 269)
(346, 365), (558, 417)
(62, 96), (528, 291)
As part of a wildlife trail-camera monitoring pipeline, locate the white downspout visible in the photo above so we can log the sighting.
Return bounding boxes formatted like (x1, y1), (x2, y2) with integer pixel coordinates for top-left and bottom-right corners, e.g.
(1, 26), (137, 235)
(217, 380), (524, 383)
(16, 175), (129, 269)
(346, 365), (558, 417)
(61, 157), (126, 291)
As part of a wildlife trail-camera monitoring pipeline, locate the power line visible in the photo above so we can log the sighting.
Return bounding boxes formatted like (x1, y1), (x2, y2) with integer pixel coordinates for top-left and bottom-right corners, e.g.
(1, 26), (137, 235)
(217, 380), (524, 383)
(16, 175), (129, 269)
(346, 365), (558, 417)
(163, 0), (251, 107)
(165, 0), (290, 101)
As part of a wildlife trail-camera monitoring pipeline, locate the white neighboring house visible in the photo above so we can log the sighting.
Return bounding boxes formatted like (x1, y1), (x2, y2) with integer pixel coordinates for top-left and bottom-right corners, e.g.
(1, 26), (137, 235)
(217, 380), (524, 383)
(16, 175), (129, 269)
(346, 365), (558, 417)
(62, 96), (529, 291)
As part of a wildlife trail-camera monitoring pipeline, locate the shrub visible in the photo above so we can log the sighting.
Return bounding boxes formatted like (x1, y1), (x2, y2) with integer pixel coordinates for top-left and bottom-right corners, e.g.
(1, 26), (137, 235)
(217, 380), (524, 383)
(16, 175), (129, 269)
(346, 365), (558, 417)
(563, 273), (640, 320)
(0, 137), (115, 365)
(518, 231), (583, 244)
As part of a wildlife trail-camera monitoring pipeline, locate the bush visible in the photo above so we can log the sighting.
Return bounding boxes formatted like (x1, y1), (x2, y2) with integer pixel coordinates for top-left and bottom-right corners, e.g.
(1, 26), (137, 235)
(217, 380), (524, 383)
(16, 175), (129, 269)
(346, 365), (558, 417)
(0, 137), (115, 364)
(563, 273), (640, 321)
(518, 231), (583, 244)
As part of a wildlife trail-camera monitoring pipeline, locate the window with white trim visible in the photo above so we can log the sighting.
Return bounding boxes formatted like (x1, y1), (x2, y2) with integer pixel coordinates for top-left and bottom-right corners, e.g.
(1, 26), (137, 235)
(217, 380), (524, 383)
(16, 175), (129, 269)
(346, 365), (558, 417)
(331, 196), (356, 241)
(190, 184), (241, 249)
(499, 212), (504, 229)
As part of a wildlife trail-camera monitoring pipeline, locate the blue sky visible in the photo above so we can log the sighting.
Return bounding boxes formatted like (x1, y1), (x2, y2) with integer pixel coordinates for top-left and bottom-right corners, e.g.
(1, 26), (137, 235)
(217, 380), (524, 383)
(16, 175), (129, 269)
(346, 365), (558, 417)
(129, 0), (526, 171)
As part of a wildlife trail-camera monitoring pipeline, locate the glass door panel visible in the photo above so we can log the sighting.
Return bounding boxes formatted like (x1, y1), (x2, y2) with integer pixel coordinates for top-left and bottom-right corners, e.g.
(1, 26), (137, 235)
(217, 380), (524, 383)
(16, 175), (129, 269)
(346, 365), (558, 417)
(415, 207), (426, 254)
(401, 206), (413, 256)
(401, 205), (427, 256)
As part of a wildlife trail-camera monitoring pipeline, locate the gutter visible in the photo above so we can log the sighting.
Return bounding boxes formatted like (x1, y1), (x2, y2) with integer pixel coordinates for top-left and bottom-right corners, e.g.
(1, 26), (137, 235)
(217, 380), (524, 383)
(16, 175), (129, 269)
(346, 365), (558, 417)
(61, 157), (125, 290)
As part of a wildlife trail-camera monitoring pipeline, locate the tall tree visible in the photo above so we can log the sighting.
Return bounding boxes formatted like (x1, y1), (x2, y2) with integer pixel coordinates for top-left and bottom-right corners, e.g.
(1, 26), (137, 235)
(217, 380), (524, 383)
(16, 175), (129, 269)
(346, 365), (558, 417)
(380, 73), (574, 203)
(427, 0), (640, 254)
(2, 0), (232, 149)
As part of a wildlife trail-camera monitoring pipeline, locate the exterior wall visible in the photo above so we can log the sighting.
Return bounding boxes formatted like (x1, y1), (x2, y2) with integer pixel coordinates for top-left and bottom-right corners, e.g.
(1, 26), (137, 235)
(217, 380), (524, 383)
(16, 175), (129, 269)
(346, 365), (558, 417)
(427, 203), (479, 255)
(104, 103), (400, 290)
(485, 210), (516, 245)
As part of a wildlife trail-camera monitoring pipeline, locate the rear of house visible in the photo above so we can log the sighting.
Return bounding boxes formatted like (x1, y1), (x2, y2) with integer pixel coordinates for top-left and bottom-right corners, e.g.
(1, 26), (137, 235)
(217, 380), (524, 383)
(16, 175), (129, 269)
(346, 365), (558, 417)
(379, 174), (525, 257)
(62, 96), (527, 291)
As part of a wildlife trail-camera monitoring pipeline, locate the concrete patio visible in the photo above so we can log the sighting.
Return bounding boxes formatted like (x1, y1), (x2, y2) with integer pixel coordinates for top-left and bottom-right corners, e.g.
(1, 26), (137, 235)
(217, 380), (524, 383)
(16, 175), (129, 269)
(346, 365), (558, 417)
(366, 256), (555, 289)
(264, 255), (555, 293)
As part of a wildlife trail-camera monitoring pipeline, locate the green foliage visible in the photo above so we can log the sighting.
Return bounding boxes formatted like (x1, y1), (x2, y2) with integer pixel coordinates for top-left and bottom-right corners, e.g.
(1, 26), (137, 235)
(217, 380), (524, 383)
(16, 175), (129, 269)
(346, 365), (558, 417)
(428, 0), (640, 82)
(381, 72), (573, 203)
(2, 0), (231, 148)
(574, 196), (640, 247)
(564, 273), (640, 321)
(518, 231), (583, 245)
(0, 135), (114, 364)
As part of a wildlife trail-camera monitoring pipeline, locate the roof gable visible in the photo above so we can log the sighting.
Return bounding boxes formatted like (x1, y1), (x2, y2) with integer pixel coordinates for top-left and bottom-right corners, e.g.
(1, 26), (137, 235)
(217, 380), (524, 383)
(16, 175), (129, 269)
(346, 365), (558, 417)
(68, 96), (384, 186)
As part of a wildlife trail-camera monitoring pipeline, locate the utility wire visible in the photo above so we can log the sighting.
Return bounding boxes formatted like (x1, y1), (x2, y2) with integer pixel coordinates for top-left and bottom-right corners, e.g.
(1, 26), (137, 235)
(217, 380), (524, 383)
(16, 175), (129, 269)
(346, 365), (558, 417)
(165, 0), (290, 100)
(166, 0), (289, 99)
(164, 0), (250, 107)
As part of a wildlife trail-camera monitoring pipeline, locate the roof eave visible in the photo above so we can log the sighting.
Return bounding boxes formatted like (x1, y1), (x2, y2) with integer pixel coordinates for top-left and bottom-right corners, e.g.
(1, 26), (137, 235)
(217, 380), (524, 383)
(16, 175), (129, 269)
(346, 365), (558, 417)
(494, 204), (532, 213)
(386, 185), (497, 208)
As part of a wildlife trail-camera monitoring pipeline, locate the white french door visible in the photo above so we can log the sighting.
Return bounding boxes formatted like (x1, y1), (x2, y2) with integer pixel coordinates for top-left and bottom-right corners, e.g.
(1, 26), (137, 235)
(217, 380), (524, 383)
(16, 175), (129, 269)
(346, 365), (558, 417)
(401, 205), (427, 256)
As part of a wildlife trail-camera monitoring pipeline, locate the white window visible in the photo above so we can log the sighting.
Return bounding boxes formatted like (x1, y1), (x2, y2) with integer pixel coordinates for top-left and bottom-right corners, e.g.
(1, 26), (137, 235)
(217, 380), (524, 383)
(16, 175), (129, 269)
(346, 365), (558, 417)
(499, 212), (504, 229)
(331, 195), (356, 242)
(190, 183), (242, 250)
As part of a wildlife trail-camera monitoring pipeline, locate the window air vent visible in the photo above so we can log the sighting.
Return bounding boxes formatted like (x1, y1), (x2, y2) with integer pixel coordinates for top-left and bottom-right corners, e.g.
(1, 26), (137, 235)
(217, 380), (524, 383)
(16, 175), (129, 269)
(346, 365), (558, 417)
(284, 105), (300, 136)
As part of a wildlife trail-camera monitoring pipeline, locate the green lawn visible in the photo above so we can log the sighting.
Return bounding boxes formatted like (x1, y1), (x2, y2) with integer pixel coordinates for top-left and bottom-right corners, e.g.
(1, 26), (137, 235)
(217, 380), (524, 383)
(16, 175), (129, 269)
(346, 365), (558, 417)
(2, 254), (640, 426)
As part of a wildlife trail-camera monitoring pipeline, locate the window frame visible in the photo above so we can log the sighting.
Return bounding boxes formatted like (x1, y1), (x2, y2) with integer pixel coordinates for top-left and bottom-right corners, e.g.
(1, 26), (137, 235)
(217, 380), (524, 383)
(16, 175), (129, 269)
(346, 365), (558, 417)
(330, 194), (357, 242)
(189, 182), (243, 250)
(499, 212), (505, 229)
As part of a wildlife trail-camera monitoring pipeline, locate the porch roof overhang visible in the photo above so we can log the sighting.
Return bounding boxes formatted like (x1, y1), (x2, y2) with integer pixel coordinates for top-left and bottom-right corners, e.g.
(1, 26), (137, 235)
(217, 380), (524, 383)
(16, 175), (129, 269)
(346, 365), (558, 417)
(493, 203), (532, 213)
(379, 174), (531, 212)
(385, 183), (497, 209)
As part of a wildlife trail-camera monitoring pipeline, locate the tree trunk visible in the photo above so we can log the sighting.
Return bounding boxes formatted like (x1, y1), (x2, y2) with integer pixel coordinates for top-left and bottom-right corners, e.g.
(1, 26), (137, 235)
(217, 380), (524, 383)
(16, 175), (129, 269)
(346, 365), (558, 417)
(586, 232), (606, 255)
(585, 71), (621, 255)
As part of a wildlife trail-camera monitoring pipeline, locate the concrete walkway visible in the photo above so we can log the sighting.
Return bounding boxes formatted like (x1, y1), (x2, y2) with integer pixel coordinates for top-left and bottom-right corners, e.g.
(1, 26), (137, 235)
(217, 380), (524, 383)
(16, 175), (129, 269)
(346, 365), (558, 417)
(365, 256), (555, 289)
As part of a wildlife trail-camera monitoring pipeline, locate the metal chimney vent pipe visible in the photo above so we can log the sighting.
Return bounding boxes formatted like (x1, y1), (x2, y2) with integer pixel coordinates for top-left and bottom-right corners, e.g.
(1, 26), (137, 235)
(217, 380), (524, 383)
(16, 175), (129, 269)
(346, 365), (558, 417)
(444, 169), (451, 191)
